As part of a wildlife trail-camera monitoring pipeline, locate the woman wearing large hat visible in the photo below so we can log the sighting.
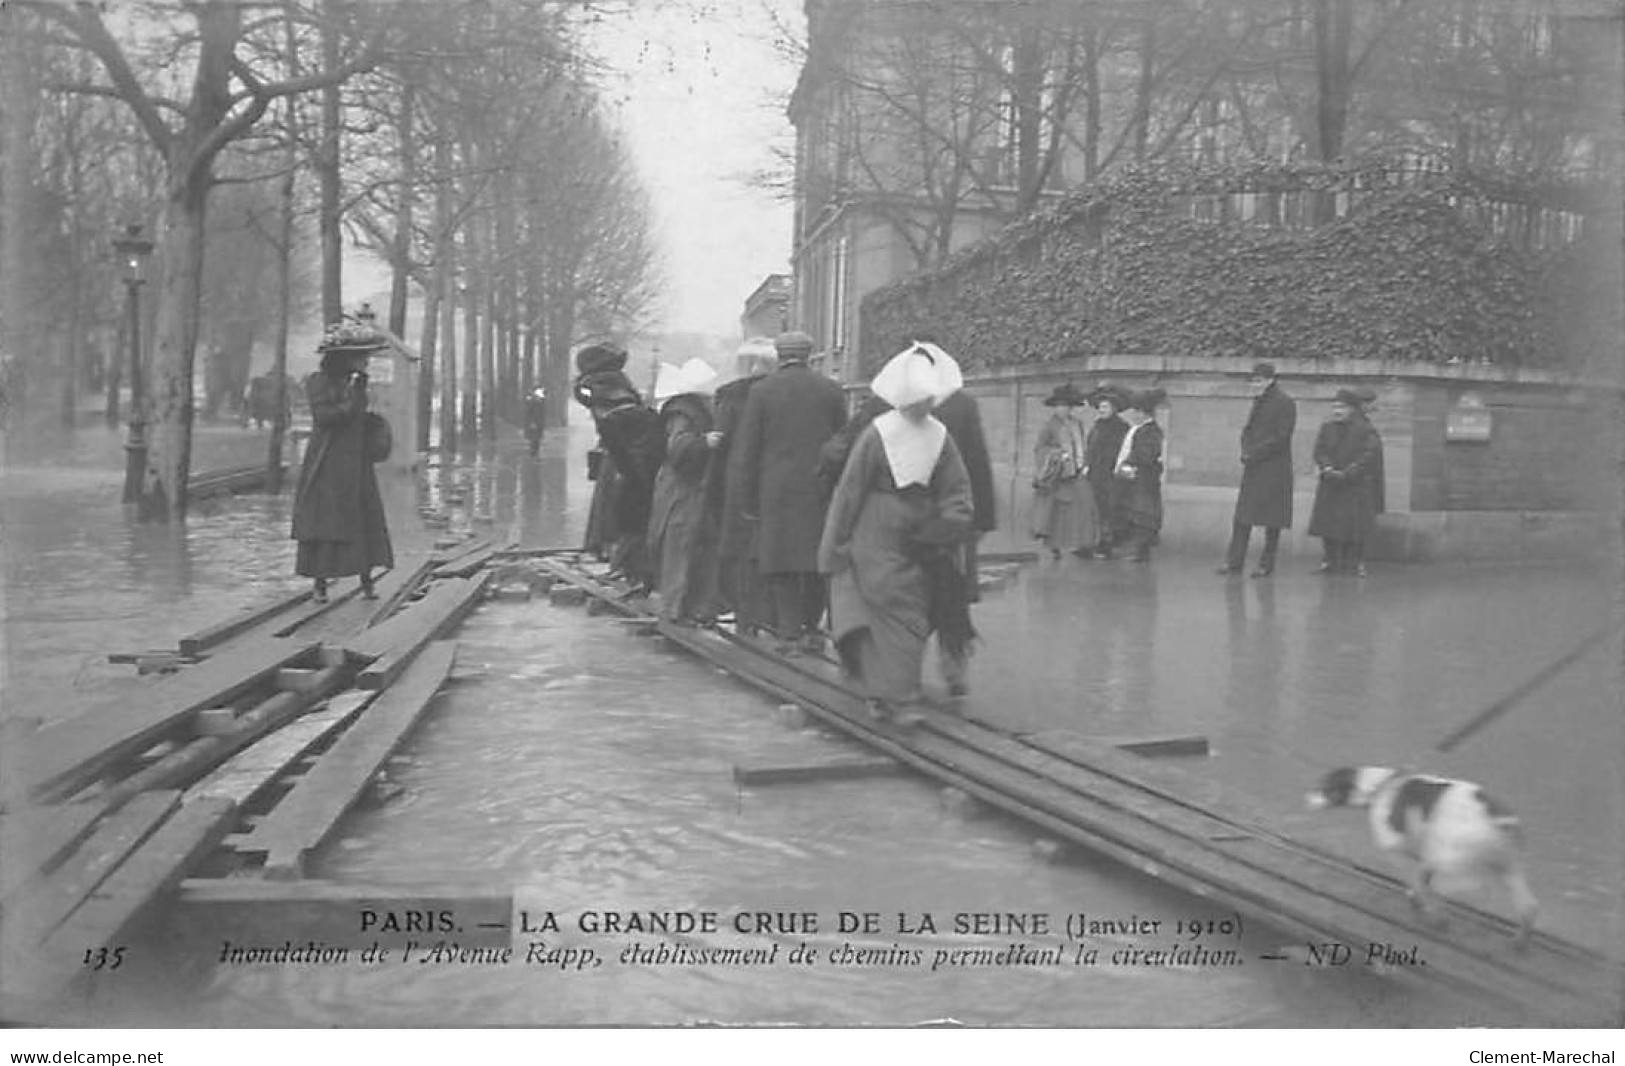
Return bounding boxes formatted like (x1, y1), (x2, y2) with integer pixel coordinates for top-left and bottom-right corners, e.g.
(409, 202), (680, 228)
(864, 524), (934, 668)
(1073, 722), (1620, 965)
(1108, 387), (1167, 562)
(1308, 388), (1383, 575)
(290, 321), (395, 603)
(1082, 383), (1129, 558)
(1029, 383), (1096, 560)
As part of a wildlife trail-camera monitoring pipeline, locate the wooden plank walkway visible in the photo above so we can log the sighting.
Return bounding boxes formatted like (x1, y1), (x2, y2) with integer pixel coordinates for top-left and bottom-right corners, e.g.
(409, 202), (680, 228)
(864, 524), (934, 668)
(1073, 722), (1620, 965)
(517, 557), (1619, 1024)
(178, 589), (312, 657)
(6, 639), (320, 806)
(232, 641), (458, 880)
(345, 575), (488, 690)
(659, 621), (1621, 1022)
(183, 691), (377, 809)
(0, 805), (101, 904)
(28, 798), (236, 999)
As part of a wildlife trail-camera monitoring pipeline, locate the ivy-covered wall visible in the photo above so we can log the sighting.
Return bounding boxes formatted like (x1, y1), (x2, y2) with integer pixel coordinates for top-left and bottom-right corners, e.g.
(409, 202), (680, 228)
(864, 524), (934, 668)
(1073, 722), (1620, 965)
(858, 162), (1621, 380)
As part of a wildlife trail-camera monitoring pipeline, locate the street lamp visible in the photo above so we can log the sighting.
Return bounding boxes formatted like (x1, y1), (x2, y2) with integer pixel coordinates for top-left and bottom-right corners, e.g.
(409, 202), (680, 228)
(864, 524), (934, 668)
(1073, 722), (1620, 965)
(113, 222), (155, 504)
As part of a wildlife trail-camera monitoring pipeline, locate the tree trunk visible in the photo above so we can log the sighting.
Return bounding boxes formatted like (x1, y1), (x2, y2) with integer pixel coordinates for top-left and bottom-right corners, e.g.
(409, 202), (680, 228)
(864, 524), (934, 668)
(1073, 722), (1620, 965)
(481, 284), (496, 438)
(461, 278), (479, 442)
(438, 259), (458, 454)
(319, 0), (344, 323)
(267, 160), (296, 492)
(141, 178), (210, 520)
(1, 3), (36, 428)
(105, 315), (124, 427)
(417, 267), (439, 452)
(1133, 16), (1157, 160)
(1314, 0), (1353, 163)
(388, 81), (416, 337)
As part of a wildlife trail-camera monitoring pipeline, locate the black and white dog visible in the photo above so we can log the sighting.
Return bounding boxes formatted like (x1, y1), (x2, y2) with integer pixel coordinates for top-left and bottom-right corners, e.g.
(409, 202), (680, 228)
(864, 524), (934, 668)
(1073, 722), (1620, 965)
(1306, 766), (1538, 947)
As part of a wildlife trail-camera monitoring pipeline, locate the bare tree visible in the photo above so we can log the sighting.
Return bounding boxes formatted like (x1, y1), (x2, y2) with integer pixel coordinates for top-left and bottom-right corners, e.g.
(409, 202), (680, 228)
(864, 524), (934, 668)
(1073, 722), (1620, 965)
(29, 0), (386, 519)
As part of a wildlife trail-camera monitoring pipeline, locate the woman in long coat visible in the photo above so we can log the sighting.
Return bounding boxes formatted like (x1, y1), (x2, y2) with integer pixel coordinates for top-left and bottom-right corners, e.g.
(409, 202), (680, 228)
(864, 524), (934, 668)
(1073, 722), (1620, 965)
(1029, 384), (1095, 559)
(647, 373), (720, 624)
(1108, 388), (1166, 562)
(1082, 385), (1128, 558)
(291, 345), (394, 602)
(819, 345), (974, 722)
(1308, 389), (1383, 576)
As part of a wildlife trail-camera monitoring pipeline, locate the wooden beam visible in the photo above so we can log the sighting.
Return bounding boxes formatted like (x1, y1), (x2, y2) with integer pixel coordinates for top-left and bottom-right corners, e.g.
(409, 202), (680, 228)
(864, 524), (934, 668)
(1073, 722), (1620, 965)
(27, 798), (236, 999)
(184, 691), (376, 809)
(732, 756), (902, 786)
(0, 805), (103, 905)
(94, 665), (350, 813)
(178, 589), (313, 657)
(348, 575), (487, 690)
(361, 555), (438, 628)
(173, 878), (512, 950)
(234, 642), (458, 880)
(7, 640), (320, 806)
(0, 792), (179, 956)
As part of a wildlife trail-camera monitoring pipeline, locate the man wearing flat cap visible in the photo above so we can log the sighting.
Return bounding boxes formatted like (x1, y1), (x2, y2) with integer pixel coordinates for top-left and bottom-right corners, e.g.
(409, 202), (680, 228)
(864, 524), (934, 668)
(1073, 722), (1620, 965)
(1218, 362), (1296, 577)
(726, 330), (847, 653)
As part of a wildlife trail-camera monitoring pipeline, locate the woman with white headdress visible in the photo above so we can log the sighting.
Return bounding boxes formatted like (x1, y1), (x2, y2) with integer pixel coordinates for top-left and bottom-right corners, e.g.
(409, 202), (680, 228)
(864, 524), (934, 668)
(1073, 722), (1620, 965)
(647, 359), (722, 623)
(818, 343), (975, 722)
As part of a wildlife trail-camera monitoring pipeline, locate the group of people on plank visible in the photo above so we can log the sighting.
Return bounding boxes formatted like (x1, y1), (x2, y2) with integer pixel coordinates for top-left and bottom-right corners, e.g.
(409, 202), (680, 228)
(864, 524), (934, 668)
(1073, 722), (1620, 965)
(573, 333), (994, 724)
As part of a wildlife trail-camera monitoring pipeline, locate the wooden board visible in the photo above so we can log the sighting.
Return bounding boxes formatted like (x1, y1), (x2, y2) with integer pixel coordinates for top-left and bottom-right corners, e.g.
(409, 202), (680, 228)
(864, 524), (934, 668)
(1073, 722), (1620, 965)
(7, 640), (320, 805)
(235, 641), (458, 880)
(732, 757), (902, 786)
(0, 805), (103, 905)
(362, 555), (438, 628)
(431, 540), (508, 579)
(0, 792), (179, 953)
(183, 691), (377, 809)
(25, 798), (236, 999)
(173, 878), (512, 950)
(347, 575), (487, 690)
(179, 588), (313, 656)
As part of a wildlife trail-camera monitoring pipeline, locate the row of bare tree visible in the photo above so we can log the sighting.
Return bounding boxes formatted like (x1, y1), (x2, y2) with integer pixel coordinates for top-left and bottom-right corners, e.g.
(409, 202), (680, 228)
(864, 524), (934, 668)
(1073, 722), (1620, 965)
(0, 0), (662, 520)
(787, 0), (1618, 273)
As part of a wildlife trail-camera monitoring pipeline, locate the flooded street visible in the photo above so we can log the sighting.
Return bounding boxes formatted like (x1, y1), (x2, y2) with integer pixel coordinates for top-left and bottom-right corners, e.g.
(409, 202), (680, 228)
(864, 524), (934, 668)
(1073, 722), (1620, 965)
(3, 421), (1619, 1027)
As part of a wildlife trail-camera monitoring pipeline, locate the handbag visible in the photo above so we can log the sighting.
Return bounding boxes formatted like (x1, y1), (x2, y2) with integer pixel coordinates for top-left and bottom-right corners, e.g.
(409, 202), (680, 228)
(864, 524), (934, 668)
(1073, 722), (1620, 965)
(364, 412), (392, 463)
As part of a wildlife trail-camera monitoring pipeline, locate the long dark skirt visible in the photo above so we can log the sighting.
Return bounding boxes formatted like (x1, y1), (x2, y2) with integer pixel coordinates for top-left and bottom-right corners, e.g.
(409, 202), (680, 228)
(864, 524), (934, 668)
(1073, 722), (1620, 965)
(296, 536), (388, 579)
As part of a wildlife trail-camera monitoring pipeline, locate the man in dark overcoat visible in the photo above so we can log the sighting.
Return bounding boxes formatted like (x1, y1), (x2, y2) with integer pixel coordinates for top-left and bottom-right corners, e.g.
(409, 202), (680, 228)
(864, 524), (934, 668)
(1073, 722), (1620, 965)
(1219, 362), (1296, 577)
(726, 331), (847, 652)
(710, 366), (772, 635)
(1082, 384), (1129, 558)
(1308, 388), (1383, 576)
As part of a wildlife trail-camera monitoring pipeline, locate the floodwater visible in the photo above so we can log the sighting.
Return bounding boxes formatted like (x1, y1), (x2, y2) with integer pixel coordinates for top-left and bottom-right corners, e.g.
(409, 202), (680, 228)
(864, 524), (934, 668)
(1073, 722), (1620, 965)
(2, 420), (1620, 1027)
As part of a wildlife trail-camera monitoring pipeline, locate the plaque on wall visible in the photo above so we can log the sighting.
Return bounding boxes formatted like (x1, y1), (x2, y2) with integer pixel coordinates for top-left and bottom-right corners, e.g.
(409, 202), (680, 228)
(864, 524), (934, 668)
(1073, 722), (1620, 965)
(1445, 392), (1492, 442)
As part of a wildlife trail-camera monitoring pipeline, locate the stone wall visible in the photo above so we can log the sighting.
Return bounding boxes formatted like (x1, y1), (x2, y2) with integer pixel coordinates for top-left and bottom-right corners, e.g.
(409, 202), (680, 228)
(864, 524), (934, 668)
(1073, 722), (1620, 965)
(946, 354), (1619, 564)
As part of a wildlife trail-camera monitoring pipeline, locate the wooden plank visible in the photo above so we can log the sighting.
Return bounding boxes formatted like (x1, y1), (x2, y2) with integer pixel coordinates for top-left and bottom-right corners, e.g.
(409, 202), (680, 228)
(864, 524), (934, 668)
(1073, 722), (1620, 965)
(236, 642), (458, 879)
(0, 805), (102, 904)
(0, 792), (179, 954)
(732, 756), (902, 786)
(95, 666), (349, 813)
(179, 588), (312, 657)
(533, 558), (652, 618)
(183, 691), (377, 808)
(431, 543), (505, 579)
(26, 798), (236, 998)
(349, 575), (487, 690)
(362, 555), (438, 628)
(429, 536), (491, 570)
(174, 879), (512, 949)
(7, 640), (320, 805)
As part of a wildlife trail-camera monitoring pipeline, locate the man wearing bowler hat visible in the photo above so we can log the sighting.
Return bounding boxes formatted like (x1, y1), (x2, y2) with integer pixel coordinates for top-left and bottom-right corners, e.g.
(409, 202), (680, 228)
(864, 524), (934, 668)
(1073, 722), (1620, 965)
(726, 331), (847, 654)
(1217, 362), (1296, 578)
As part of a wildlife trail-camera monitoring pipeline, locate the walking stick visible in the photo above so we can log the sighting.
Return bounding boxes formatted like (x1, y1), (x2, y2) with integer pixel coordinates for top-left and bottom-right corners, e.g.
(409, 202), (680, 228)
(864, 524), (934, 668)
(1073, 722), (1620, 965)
(1433, 624), (1619, 753)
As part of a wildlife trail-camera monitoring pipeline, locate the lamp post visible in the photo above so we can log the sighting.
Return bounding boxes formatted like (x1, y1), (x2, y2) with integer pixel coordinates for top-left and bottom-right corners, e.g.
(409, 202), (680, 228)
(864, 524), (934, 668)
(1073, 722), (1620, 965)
(113, 223), (155, 504)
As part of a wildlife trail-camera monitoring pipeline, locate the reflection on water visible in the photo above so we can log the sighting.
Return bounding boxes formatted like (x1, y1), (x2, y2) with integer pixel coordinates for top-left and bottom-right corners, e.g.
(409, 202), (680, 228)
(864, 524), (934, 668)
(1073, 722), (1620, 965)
(4, 423), (1615, 1026)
